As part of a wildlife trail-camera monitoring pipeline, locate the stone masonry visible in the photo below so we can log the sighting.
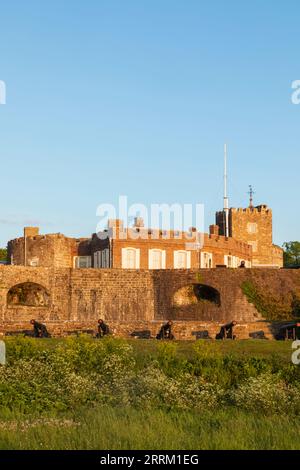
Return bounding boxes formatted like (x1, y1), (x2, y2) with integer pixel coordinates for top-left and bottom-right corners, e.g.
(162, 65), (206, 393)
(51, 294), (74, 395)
(0, 266), (299, 339)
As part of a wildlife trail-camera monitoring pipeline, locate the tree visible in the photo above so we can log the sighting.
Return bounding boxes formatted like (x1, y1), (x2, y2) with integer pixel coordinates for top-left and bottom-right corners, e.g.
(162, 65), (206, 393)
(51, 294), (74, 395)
(0, 248), (7, 262)
(283, 241), (300, 267)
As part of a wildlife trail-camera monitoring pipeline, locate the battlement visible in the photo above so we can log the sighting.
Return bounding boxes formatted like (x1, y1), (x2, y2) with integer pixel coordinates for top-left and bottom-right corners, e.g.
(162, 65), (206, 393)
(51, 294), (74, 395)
(216, 204), (282, 268)
(217, 205), (272, 216)
(234, 204), (271, 214)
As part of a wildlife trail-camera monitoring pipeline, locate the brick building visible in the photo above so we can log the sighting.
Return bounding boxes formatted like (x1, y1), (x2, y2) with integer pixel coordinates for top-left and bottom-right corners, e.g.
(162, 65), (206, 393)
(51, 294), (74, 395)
(7, 201), (283, 269)
(89, 218), (253, 269)
(216, 204), (283, 267)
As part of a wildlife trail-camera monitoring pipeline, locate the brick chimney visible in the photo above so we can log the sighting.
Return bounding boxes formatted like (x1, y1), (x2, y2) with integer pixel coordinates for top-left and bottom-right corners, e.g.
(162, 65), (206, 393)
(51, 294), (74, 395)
(107, 219), (124, 239)
(134, 217), (144, 228)
(209, 224), (219, 236)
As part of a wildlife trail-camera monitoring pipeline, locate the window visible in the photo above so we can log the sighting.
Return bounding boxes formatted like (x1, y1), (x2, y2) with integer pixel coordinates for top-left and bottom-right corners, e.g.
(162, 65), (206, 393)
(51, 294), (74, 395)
(224, 255), (233, 268)
(201, 252), (213, 269)
(247, 223), (257, 234)
(74, 256), (92, 268)
(101, 249), (110, 268)
(174, 250), (191, 269)
(248, 241), (258, 253)
(94, 249), (110, 268)
(121, 248), (140, 269)
(94, 252), (100, 268)
(224, 255), (239, 268)
(149, 249), (166, 269)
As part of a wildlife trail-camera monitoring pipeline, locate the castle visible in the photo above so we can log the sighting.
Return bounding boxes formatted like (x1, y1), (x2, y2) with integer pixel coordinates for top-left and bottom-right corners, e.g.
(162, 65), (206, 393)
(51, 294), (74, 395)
(7, 202), (283, 270)
(0, 200), (292, 340)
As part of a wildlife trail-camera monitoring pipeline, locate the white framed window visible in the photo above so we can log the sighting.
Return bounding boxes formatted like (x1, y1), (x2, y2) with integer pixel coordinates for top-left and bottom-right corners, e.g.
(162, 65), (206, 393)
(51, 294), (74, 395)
(74, 256), (92, 268)
(224, 255), (239, 268)
(200, 252), (213, 268)
(247, 223), (257, 234)
(121, 247), (140, 269)
(148, 249), (166, 269)
(174, 250), (191, 269)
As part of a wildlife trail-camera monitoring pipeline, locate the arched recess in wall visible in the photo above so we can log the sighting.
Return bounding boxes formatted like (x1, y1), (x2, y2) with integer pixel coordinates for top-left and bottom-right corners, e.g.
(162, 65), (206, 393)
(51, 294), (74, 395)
(173, 284), (221, 307)
(7, 282), (50, 308)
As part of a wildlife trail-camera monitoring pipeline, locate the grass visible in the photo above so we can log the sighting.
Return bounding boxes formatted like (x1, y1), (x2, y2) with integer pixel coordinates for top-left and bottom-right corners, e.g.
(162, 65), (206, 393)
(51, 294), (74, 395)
(130, 338), (293, 361)
(0, 337), (299, 450)
(5, 336), (293, 361)
(0, 406), (299, 450)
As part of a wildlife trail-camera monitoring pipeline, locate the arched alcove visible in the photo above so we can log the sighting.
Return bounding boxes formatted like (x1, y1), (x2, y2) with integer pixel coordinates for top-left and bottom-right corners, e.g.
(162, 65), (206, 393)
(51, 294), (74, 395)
(173, 284), (221, 307)
(7, 282), (50, 307)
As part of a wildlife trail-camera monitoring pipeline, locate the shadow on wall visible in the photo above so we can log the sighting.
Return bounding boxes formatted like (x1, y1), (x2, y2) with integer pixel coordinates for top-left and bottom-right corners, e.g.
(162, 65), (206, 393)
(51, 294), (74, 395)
(173, 284), (221, 307)
(170, 284), (221, 321)
(7, 282), (50, 308)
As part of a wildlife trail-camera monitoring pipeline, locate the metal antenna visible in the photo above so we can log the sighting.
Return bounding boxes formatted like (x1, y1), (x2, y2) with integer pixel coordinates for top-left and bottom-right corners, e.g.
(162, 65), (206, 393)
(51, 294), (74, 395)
(223, 144), (229, 237)
(248, 185), (255, 208)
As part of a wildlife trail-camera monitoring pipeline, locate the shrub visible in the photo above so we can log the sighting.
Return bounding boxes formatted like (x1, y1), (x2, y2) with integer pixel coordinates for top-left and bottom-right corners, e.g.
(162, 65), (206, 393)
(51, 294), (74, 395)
(0, 354), (98, 412)
(230, 373), (297, 413)
(241, 280), (294, 321)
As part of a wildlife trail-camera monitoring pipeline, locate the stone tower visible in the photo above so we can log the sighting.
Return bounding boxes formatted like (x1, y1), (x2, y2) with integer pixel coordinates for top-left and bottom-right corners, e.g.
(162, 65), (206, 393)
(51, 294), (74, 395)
(216, 204), (283, 267)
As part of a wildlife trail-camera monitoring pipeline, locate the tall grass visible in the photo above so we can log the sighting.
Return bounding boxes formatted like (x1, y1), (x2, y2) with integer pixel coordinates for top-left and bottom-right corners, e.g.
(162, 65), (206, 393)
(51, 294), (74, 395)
(0, 406), (299, 450)
(0, 336), (299, 450)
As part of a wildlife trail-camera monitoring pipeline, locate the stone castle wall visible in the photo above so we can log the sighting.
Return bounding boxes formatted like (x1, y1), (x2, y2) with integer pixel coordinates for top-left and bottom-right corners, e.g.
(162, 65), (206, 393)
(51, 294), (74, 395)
(0, 266), (299, 339)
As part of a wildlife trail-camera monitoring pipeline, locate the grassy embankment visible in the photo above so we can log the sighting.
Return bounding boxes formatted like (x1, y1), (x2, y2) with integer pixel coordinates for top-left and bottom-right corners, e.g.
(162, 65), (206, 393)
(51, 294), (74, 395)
(0, 337), (298, 450)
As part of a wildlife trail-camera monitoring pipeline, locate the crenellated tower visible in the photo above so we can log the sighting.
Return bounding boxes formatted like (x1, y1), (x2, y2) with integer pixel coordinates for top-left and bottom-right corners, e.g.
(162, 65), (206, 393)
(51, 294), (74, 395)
(216, 204), (283, 267)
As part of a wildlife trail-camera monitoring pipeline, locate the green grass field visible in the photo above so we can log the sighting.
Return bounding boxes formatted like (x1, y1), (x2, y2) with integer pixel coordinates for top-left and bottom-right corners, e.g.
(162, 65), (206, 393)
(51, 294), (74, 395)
(0, 337), (299, 450)
(1, 406), (300, 450)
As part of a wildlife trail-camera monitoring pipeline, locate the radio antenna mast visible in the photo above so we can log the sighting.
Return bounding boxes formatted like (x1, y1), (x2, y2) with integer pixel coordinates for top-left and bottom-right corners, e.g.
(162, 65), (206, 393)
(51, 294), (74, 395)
(248, 185), (255, 209)
(223, 143), (229, 237)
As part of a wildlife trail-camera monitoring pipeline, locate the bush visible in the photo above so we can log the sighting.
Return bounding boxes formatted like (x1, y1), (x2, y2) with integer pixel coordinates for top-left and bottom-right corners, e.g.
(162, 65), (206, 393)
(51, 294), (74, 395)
(0, 337), (299, 417)
(230, 373), (300, 414)
(0, 354), (98, 412)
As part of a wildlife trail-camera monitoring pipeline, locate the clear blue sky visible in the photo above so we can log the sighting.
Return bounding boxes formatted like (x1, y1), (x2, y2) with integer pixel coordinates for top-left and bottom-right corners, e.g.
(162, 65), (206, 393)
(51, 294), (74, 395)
(0, 0), (299, 247)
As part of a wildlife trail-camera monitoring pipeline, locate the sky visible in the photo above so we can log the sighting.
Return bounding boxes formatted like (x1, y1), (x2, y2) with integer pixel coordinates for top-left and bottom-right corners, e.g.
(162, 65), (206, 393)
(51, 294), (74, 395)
(0, 0), (299, 247)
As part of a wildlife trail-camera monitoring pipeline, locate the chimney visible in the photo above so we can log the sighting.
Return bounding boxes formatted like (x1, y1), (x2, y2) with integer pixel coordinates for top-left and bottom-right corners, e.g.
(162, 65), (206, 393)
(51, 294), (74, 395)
(134, 217), (144, 228)
(209, 224), (219, 236)
(107, 219), (124, 239)
(108, 219), (124, 231)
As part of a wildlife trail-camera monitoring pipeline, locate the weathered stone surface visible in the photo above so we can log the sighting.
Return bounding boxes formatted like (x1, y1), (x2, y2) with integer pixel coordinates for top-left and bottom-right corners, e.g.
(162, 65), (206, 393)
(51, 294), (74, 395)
(0, 266), (299, 339)
(0, 319), (279, 340)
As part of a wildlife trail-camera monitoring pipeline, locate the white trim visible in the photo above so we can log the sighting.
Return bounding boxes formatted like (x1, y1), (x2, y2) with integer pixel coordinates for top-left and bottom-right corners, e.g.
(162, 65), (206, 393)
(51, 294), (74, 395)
(224, 255), (240, 268)
(148, 249), (166, 269)
(121, 247), (140, 269)
(174, 250), (191, 269)
(74, 256), (92, 268)
(201, 252), (213, 268)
